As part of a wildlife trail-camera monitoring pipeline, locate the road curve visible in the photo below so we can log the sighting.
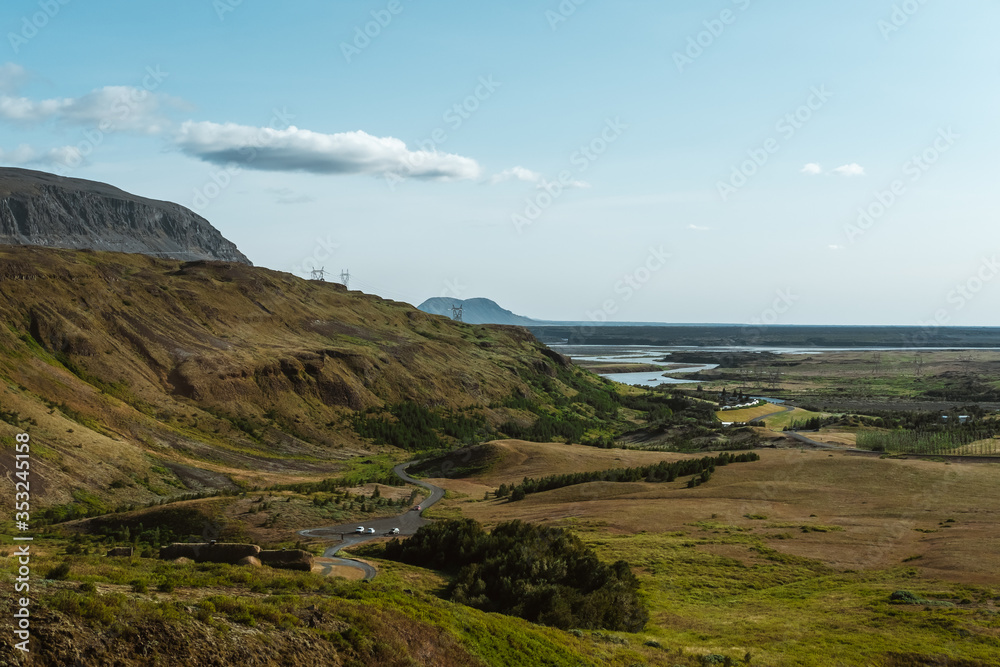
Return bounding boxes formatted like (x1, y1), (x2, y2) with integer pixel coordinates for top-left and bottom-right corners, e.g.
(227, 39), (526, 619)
(785, 430), (842, 450)
(297, 460), (445, 580)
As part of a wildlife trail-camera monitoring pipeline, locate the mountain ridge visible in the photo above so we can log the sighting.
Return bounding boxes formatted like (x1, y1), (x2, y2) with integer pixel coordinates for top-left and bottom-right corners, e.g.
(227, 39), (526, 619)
(0, 246), (600, 513)
(0, 167), (250, 264)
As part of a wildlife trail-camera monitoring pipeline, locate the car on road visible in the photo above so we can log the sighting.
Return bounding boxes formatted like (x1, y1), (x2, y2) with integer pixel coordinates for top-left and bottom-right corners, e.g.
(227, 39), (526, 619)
(366, 527), (375, 534)
(355, 526), (364, 533)
(413, 505), (421, 511)
(391, 528), (400, 535)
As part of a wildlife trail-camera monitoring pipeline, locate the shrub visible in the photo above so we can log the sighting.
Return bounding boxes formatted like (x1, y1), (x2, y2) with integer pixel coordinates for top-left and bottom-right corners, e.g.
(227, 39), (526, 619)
(45, 562), (71, 580)
(889, 590), (921, 604)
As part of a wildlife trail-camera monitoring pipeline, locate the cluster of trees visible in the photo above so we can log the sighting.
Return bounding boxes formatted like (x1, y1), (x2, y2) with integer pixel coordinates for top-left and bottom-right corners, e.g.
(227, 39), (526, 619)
(499, 413), (591, 443)
(352, 401), (488, 450)
(857, 406), (987, 430)
(857, 426), (1000, 456)
(784, 417), (825, 431)
(496, 368), (626, 443)
(618, 393), (675, 424)
(494, 452), (761, 501)
(279, 471), (404, 493)
(686, 469), (713, 488)
(382, 519), (648, 632)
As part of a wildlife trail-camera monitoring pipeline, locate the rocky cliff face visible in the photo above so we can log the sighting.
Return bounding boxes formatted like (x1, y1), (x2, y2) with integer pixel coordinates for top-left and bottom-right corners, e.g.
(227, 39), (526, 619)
(0, 167), (250, 263)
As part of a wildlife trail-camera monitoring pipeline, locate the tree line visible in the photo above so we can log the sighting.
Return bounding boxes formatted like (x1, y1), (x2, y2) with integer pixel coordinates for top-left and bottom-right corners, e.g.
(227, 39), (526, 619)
(495, 452), (761, 501)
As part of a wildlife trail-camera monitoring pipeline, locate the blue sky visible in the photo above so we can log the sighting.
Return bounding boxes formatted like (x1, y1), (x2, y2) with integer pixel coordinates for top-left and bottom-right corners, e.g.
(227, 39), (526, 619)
(1, 0), (998, 325)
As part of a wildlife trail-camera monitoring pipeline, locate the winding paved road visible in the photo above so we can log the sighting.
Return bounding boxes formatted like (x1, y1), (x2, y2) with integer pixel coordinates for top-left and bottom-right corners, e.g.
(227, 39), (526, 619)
(298, 460), (445, 580)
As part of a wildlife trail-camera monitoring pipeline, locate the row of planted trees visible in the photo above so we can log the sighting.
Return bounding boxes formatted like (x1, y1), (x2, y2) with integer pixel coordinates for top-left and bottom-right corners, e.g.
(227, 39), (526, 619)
(494, 452), (761, 501)
(856, 428), (1000, 456)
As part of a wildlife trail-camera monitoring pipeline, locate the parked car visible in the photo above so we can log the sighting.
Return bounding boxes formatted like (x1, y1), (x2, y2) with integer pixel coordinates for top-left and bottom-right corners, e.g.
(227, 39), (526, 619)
(355, 526), (364, 533)
(414, 505), (422, 511)
(366, 527), (375, 534)
(391, 528), (400, 535)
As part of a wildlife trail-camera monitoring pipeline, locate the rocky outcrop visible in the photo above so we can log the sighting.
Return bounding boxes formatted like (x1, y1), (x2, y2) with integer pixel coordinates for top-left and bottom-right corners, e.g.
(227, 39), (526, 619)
(259, 549), (315, 571)
(106, 547), (134, 557)
(0, 167), (250, 263)
(159, 542), (261, 564)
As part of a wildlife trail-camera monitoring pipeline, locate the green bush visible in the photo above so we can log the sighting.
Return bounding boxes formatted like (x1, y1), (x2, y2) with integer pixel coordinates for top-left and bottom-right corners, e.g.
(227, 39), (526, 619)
(383, 518), (648, 632)
(45, 561), (71, 580)
(889, 590), (921, 604)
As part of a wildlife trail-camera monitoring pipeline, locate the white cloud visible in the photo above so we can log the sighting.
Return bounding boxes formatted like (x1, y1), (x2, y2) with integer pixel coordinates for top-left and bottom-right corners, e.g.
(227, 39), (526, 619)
(0, 143), (82, 167)
(0, 95), (70, 123)
(0, 63), (29, 94)
(266, 187), (316, 205)
(175, 121), (483, 180)
(688, 224), (711, 231)
(60, 86), (181, 134)
(801, 163), (823, 175)
(490, 166), (542, 184)
(489, 166), (589, 189)
(0, 85), (180, 133)
(832, 163), (865, 177)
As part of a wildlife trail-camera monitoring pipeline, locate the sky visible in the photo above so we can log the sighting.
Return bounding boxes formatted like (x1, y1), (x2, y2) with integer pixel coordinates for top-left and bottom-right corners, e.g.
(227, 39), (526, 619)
(1, 0), (998, 326)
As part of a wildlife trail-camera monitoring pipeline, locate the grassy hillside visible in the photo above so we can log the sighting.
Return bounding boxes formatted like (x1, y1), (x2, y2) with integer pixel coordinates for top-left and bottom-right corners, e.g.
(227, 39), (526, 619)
(0, 247), (631, 518)
(0, 541), (668, 666)
(415, 441), (1000, 665)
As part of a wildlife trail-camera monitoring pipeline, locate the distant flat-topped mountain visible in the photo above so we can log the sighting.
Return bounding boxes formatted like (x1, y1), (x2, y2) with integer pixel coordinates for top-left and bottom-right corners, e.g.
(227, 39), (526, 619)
(0, 167), (250, 264)
(417, 296), (670, 328)
(418, 297), (542, 325)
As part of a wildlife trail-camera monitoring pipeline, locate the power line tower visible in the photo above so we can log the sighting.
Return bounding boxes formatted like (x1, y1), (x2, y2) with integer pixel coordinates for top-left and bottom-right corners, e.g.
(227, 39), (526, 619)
(310, 267), (326, 281)
(339, 269), (351, 290)
(450, 304), (463, 322)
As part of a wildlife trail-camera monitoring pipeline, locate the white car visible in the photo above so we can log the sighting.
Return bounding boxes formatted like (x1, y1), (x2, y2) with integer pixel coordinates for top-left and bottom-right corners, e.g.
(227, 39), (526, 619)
(391, 528), (400, 535)
(355, 526), (364, 533)
(366, 527), (376, 534)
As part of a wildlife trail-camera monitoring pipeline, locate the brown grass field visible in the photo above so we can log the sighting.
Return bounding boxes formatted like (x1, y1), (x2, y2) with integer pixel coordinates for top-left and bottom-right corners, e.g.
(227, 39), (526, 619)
(414, 439), (1000, 663)
(428, 440), (1000, 584)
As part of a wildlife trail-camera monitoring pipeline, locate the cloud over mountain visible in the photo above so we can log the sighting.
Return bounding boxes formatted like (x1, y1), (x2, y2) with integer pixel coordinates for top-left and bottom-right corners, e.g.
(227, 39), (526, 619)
(175, 121), (484, 180)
